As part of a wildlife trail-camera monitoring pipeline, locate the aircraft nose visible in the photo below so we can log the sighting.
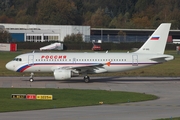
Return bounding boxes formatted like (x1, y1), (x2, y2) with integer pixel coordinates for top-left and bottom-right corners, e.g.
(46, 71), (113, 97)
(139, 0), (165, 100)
(5, 62), (15, 71)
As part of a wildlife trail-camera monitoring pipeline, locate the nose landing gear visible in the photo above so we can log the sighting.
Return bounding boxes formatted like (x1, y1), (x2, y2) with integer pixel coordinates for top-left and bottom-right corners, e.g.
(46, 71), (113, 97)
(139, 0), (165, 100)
(29, 73), (34, 82)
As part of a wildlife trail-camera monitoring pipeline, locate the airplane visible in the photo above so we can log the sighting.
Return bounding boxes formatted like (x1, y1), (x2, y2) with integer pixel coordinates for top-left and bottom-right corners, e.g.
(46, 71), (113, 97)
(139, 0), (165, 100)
(6, 23), (174, 83)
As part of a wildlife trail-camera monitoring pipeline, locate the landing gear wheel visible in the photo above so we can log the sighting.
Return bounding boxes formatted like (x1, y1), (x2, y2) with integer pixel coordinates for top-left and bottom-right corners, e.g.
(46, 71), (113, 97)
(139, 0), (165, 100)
(29, 73), (34, 82)
(84, 76), (90, 83)
(29, 78), (34, 82)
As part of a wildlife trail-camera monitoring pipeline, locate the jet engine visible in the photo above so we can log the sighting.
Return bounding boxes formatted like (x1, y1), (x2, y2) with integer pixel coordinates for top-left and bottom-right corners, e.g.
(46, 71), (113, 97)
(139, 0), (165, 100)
(53, 69), (79, 80)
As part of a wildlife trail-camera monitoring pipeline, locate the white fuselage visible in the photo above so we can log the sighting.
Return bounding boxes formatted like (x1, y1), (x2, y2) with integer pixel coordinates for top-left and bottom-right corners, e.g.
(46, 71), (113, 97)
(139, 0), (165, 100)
(5, 52), (174, 74)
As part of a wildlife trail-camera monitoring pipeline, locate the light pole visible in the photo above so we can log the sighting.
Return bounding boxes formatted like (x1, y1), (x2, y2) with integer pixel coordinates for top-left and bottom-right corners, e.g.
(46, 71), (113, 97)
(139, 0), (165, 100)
(101, 28), (103, 41)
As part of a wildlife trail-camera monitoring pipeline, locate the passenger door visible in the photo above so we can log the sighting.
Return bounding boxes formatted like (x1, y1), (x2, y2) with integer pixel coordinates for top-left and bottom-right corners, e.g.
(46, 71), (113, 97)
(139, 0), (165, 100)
(28, 55), (34, 66)
(132, 55), (138, 66)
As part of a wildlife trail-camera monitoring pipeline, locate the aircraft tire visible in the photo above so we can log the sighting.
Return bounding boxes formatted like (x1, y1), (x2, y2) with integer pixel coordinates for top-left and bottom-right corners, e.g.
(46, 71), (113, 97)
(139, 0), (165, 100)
(29, 78), (34, 82)
(84, 76), (90, 83)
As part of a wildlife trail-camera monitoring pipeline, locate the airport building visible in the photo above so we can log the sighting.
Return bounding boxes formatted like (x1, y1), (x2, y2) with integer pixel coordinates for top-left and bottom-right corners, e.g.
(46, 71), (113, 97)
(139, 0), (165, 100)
(91, 28), (180, 43)
(0, 23), (90, 42)
(1, 23), (180, 43)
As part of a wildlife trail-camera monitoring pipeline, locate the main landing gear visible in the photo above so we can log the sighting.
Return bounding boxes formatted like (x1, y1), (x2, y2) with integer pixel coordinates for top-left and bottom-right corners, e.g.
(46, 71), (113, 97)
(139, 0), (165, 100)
(84, 75), (90, 83)
(29, 72), (90, 83)
(29, 73), (34, 82)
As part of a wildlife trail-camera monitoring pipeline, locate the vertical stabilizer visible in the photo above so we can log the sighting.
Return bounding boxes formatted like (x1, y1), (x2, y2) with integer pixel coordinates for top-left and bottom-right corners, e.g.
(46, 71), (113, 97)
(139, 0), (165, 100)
(135, 23), (171, 54)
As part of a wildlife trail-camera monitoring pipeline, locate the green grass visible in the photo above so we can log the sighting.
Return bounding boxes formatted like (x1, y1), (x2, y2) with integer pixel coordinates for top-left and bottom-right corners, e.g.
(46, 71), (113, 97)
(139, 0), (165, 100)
(0, 51), (21, 76)
(156, 117), (180, 120)
(0, 88), (157, 112)
(1, 50), (179, 77)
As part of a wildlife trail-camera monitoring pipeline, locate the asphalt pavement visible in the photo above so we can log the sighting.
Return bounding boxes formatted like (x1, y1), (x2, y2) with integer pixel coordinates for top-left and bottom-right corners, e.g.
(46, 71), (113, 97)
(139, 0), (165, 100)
(0, 76), (180, 120)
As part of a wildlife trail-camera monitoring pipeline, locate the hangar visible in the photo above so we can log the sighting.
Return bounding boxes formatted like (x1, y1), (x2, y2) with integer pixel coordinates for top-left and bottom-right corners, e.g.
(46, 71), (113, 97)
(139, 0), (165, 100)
(91, 28), (180, 43)
(0, 23), (90, 42)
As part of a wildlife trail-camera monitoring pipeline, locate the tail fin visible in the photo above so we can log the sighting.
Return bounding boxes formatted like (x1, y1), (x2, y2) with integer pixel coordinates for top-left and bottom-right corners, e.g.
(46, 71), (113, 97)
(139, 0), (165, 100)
(135, 23), (171, 54)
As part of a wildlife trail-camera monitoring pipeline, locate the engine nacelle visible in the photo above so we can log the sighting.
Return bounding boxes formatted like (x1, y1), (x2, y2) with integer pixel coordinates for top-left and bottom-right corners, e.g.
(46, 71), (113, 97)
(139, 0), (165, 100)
(54, 69), (71, 80)
(53, 69), (79, 80)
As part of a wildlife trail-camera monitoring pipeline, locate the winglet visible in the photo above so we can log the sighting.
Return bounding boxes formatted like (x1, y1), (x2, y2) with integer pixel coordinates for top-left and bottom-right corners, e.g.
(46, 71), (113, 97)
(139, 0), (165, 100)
(106, 61), (111, 66)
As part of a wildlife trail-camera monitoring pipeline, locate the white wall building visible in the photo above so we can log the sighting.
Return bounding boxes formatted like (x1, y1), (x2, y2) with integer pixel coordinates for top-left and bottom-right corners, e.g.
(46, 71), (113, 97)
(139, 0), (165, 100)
(0, 23), (90, 42)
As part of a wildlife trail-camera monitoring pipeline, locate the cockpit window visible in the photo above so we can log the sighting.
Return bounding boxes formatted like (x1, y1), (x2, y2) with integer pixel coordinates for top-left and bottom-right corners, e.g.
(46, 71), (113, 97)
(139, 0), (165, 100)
(13, 58), (22, 61)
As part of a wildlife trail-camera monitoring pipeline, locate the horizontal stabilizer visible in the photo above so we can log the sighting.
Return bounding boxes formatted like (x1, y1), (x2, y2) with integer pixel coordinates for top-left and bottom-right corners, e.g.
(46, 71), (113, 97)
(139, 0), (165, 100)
(150, 57), (168, 62)
(150, 55), (174, 62)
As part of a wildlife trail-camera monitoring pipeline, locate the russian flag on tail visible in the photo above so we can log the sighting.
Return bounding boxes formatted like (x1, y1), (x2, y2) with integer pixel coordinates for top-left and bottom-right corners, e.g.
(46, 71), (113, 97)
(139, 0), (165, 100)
(150, 35), (160, 40)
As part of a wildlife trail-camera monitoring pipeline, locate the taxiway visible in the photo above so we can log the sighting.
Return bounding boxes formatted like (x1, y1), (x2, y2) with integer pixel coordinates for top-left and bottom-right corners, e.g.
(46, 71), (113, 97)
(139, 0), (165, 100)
(0, 76), (180, 120)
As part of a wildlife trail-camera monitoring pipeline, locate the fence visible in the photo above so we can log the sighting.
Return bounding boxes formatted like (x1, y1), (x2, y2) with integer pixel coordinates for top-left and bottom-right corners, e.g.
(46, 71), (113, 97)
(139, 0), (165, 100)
(85, 35), (149, 43)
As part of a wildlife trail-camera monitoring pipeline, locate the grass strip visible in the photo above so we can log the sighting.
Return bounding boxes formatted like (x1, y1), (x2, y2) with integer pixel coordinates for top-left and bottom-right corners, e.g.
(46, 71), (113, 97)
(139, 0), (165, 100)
(0, 88), (157, 112)
(156, 117), (180, 120)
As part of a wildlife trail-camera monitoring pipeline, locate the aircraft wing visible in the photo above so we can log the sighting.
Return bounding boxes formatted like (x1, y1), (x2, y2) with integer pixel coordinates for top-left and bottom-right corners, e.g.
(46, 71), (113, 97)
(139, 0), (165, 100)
(53, 61), (111, 73)
(70, 61), (111, 69)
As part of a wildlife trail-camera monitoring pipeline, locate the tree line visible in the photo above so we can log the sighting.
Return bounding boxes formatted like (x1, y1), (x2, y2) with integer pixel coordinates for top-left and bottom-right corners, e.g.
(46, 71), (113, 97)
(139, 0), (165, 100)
(0, 0), (180, 29)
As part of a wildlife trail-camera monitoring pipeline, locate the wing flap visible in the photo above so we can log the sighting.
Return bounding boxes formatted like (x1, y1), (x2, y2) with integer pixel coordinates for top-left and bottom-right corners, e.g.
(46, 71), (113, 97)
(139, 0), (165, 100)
(69, 61), (111, 69)
(53, 61), (111, 73)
